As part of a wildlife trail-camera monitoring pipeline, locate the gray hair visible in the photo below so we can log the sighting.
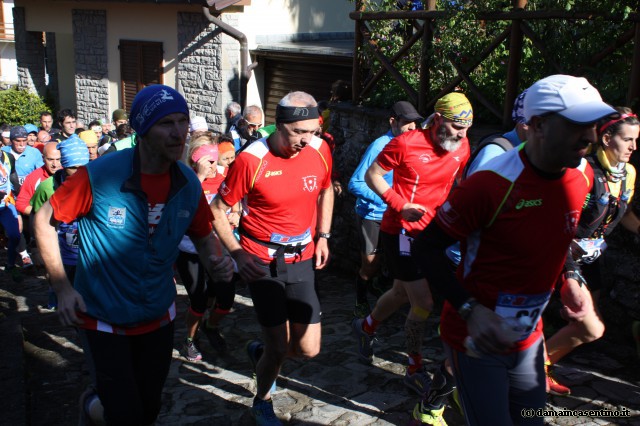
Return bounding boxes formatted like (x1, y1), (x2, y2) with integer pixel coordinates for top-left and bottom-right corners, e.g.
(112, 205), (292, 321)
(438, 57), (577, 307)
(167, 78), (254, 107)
(243, 105), (263, 119)
(226, 102), (241, 116)
(279, 91), (317, 108)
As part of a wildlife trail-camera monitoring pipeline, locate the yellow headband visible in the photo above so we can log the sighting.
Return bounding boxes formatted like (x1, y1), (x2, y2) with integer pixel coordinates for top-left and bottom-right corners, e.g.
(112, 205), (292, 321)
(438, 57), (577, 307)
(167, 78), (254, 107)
(435, 92), (473, 126)
(78, 130), (98, 146)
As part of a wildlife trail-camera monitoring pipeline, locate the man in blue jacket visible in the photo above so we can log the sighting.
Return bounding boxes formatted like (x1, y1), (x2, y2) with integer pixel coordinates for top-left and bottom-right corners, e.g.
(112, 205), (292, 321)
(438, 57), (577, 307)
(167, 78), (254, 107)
(34, 85), (234, 426)
(348, 101), (423, 318)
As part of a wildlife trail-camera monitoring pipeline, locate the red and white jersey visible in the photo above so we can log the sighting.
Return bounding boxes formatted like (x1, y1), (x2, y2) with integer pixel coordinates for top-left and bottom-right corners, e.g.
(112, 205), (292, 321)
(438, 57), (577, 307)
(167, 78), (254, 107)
(218, 136), (332, 263)
(436, 146), (593, 352)
(376, 129), (469, 237)
(202, 168), (226, 204)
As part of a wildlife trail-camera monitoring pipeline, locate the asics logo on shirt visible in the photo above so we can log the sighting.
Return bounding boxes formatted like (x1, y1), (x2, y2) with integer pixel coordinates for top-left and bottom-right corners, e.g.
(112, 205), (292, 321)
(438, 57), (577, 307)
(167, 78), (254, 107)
(515, 198), (543, 209)
(419, 154), (432, 163)
(265, 170), (283, 177)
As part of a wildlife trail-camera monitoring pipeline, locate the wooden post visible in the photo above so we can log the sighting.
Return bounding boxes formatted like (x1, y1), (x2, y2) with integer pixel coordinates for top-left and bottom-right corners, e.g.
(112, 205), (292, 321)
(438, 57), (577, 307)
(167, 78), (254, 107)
(503, 0), (527, 128)
(419, 0), (437, 115)
(627, 19), (640, 109)
(352, 0), (365, 103)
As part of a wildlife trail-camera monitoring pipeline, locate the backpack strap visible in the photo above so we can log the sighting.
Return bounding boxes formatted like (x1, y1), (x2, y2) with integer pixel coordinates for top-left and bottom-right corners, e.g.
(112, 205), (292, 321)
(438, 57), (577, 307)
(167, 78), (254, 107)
(462, 133), (514, 179)
(4, 151), (20, 194)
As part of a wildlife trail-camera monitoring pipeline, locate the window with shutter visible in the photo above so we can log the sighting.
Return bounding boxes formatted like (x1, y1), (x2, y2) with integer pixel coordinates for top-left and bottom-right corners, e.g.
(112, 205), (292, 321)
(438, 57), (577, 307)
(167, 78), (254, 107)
(119, 40), (163, 111)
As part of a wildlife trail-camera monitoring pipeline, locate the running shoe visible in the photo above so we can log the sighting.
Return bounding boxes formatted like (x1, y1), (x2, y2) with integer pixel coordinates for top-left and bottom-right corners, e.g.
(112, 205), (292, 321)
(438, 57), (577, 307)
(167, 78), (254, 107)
(78, 386), (105, 426)
(351, 318), (375, 364)
(411, 402), (447, 426)
(181, 338), (203, 362)
(202, 326), (227, 352)
(544, 363), (570, 396)
(21, 254), (34, 269)
(404, 367), (432, 396)
(251, 398), (282, 426)
(353, 301), (371, 319)
(246, 340), (276, 393)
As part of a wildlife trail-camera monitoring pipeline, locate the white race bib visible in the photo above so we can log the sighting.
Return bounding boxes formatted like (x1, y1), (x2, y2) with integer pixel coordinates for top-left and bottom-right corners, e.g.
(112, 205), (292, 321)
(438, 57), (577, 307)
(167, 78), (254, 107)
(494, 292), (551, 341)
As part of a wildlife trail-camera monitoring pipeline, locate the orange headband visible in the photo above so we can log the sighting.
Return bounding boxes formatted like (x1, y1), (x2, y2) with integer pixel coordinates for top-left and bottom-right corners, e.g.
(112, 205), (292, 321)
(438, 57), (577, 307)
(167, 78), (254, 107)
(218, 141), (235, 154)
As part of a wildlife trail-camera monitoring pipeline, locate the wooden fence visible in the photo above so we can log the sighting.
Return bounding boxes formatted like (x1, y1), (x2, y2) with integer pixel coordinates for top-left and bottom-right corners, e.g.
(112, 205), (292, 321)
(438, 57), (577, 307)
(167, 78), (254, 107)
(350, 0), (640, 127)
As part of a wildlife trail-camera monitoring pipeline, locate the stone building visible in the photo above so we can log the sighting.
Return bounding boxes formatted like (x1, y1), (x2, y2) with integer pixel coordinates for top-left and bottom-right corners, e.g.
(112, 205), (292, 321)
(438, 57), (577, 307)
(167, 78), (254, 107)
(11, 0), (353, 131)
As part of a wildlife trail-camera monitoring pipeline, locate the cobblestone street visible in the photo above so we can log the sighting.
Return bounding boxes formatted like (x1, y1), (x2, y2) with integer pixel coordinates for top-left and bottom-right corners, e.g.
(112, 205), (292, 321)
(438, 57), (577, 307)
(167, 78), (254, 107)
(1, 265), (639, 425)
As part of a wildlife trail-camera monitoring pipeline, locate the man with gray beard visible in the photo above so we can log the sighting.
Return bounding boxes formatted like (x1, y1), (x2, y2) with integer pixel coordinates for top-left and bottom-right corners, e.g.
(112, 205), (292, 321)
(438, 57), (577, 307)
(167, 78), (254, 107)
(352, 92), (472, 397)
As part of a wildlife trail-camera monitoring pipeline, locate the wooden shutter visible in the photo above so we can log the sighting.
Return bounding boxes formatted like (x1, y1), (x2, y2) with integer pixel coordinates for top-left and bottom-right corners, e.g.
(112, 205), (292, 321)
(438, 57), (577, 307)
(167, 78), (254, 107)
(260, 56), (352, 125)
(119, 40), (164, 111)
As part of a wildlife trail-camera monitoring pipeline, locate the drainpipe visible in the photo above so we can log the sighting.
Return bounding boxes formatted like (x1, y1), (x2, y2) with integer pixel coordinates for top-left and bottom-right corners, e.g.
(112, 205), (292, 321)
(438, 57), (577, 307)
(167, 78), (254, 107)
(202, 6), (252, 108)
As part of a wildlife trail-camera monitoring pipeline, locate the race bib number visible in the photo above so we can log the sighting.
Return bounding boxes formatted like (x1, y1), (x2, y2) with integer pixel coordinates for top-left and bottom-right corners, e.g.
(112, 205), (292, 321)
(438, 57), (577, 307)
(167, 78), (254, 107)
(574, 237), (606, 264)
(65, 231), (79, 249)
(269, 228), (311, 245)
(399, 232), (413, 257)
(494, 292), (551, 341)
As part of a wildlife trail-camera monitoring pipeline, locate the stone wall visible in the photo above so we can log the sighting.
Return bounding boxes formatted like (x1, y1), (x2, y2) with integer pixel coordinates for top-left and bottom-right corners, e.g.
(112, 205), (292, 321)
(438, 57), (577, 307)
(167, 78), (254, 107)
(177, 12), (223, 132)
(326, 102), (391, 276)
(72, 9), (109, 123)
(13, 7), (46, 97)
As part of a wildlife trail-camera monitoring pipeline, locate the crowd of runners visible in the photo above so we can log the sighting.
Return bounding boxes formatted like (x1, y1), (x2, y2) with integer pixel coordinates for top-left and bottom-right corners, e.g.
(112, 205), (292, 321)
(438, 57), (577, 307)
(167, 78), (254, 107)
(1, 72), (638, 426)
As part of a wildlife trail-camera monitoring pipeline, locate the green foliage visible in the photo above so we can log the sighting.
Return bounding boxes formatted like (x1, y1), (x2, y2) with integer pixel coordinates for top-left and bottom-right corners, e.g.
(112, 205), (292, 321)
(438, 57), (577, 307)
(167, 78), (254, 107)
(0, 87), (50, 126)
(349, 0), (636, 123)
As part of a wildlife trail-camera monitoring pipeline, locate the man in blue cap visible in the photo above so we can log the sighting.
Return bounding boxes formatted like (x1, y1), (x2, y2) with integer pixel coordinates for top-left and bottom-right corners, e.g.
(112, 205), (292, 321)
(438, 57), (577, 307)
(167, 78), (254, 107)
(34, 84), (234, 425)
(3, 126), (43, 268)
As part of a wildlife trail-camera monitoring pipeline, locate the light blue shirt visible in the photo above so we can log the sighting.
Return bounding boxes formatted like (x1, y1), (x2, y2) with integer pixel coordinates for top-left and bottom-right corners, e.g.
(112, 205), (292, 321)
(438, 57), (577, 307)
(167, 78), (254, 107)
(348, 130), (395, 221)
(446, 128), (523, 265)
(2, 145), (44, 185)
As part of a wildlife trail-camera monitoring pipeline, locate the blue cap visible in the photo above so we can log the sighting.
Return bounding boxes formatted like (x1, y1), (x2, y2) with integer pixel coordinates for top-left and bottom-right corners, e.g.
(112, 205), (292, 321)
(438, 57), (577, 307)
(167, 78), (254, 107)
(10, 126), (28, 140)
(57, 135), (90, 168)
(129, 85), (189, 136)
(24, 124), (38, 134)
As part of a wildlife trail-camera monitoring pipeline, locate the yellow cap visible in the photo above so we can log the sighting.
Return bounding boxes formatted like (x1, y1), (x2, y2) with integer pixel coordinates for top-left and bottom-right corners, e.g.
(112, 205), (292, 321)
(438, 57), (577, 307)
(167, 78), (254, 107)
(435, 92), (473, 126)
(78, 130), (98, 147)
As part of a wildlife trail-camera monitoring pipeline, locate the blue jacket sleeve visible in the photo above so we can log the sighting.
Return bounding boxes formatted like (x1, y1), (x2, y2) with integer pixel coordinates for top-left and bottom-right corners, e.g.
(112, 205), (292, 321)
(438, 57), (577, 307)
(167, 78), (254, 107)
(348, 132), (392, 205)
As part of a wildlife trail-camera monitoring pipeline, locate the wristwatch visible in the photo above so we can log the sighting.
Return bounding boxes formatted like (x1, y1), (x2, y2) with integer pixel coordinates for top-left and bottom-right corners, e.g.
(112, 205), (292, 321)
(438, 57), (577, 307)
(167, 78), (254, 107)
(458, 297), (478, 321)
(562, 270), (586, 287)
(318, 232), (332, 239)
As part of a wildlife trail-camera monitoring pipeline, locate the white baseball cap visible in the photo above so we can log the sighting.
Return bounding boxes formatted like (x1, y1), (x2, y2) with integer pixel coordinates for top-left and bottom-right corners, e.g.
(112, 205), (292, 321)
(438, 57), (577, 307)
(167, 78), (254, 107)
(523, 75), (616, 124)
(189, 116), (208, 133)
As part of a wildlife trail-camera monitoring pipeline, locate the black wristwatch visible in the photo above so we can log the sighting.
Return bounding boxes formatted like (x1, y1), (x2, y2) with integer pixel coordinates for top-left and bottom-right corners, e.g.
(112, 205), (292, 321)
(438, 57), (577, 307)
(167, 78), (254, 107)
(318, 232), (331, 239)
(562, 270), (586, 288)
(458, 297), (478, 321)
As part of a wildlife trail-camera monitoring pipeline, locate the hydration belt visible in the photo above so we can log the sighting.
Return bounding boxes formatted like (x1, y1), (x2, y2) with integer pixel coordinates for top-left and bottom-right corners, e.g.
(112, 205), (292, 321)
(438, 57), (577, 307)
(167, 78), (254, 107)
(239, 228), (308, 276)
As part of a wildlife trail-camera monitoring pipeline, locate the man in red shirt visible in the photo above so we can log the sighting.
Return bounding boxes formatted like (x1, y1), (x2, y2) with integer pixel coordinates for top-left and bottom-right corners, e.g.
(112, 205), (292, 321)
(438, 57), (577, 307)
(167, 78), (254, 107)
(211, 91), (333, 425)
(16, 142), (61, 215)
(410, 75), (615, 425)
(352, 92), (472, 396)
